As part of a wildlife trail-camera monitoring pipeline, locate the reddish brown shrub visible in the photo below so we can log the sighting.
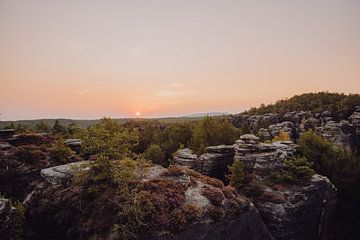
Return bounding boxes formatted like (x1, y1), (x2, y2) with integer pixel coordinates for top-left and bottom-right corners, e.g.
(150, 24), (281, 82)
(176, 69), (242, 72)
(202, 186), (224, 207)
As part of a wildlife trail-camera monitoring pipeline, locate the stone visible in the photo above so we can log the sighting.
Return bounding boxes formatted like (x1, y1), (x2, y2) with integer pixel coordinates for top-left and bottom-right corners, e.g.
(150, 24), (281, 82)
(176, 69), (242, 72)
(40, 161), (90, 185)
(64, 138), (82, 153)
(315, 121), (353, 151)
(196, 145), (235, 180)
(234, 135), (337, 240)
(268, 121), (295, 139)
(0, 129), (15, 140)
(173, 148), (198, 169)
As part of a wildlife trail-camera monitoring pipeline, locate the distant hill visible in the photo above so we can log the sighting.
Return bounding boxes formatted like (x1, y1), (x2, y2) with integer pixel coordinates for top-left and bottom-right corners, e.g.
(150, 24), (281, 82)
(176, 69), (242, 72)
(243, 92), (360, 117)
(0, 116), (207, 130)
(182, 112), (229, 118)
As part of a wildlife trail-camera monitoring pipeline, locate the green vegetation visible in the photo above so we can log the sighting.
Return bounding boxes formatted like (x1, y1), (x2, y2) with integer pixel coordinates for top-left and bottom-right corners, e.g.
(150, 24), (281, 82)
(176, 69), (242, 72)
(270, 156), (315, 184)
(227, 159), (245, 189)
(298, 131), (360, 196)
(144, 144), (166, 166)
(189, 116), (238, 154)
(245, 92), (360, 117)
(272, 130), (291, 142)
(49, 139), (74, 164)
(82, 118), (139, 160)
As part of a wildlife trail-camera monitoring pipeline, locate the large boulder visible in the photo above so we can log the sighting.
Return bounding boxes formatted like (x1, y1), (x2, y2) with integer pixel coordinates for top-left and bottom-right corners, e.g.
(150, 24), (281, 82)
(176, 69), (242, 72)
(40, 161), (90, 185)
(174, 146), (235, 181)
(173, 148), (198, 169)
(195, 145), (235, 180)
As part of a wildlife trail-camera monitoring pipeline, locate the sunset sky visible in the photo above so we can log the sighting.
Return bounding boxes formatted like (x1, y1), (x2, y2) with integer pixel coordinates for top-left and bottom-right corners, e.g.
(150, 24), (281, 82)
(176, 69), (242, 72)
(1, 0), (360, 120)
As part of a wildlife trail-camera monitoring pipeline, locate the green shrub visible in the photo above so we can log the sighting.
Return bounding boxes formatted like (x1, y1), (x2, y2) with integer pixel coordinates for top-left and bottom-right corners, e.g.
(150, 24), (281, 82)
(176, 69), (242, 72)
(144, 144), (165, 166)
(50, 139), (73, 164)
(227, 159), (245, 189)
(272, 130), (291, 142)
(271, 156), (315, 184)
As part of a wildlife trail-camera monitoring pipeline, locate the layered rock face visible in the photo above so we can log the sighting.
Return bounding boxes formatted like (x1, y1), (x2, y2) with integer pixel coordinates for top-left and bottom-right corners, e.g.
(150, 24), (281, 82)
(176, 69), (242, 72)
(234, 134), (296, 176)
(174, 145), (235, 180)
(25, 163), (273, 240)
(232, 107), (360, 152)
(234, 134), (337, 240)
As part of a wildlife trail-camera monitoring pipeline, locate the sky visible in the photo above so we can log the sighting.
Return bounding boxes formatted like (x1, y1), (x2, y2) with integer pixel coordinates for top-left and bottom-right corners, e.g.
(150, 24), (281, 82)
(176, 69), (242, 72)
(0, 0), (360, 120)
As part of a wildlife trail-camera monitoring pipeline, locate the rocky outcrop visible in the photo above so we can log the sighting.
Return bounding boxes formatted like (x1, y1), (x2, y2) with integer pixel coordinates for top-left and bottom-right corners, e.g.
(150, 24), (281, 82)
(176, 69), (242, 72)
(316, 120), (354, 151)
(268, 121), (296, 139)
(64, 139), (82, 153)
(174, 146), (235, 180)
(235, 134), (337, 240)
(196, 145), (235, 180)
(173, 148), (198, 169)
(25, 163), (273, 240)
(234, 134), (296, 176)
(0, 129), (15, 140)
(40, 161), (90, 185)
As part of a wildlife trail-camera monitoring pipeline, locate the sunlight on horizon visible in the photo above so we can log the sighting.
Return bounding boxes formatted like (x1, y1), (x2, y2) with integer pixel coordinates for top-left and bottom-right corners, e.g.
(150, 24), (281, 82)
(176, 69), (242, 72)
(0, 0), (359, 120)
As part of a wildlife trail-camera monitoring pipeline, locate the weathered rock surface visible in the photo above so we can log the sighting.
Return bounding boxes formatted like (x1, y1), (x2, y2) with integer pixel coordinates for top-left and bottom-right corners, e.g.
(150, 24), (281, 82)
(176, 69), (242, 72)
(40, 161), (90, 185)
(174, 146), (235, 180)
(235, 134), (337, 240)
(196, 145), (235, 180)
(234, 134), (297, 176)
(173, 148), (198, 169)
(231, 107), (360, 150)
(268, 121), (296, 139)
(64, 138), (82, 153)
(316, 121), (354, 151)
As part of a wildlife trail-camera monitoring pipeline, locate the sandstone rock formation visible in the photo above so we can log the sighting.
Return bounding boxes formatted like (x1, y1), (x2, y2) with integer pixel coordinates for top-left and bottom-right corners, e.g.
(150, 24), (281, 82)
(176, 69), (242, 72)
(174, 145), (235, 180)
(40, 161), (90, 185)
(234, 134), (337, 240)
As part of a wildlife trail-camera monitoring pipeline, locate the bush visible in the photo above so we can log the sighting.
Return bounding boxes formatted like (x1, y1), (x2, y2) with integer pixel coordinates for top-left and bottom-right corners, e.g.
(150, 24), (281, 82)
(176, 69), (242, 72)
(50, 139), (73, 164)
(227, 159), (244, 189)
(202, 186), (224, 207)
(270, 156), (315, 184)
(272, 130), (291, 142)
(82, 118), (139, 160)
(298, 130), (360, 196)
(12, 145), (47, 165)
(144, 144), (165, 166)
(190, 117), (238, 154)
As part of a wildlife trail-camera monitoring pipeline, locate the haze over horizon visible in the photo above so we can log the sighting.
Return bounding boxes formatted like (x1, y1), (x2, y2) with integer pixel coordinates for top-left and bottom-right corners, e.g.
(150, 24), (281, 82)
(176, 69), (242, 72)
(1, 0), (360, 121)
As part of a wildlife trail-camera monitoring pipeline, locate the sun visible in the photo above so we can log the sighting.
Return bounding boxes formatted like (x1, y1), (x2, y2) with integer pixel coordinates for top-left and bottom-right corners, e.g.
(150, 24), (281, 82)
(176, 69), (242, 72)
(135, 112), (141, 117)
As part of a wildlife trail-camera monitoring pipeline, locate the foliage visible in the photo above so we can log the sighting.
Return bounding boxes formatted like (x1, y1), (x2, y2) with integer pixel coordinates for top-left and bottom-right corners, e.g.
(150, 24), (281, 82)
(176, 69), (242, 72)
(227, 159), (245, 189)
(298, 131), (360, 196)
(144, 144), (166, 166)
(12, 145), (47, 165)
(245, 92), (360, 117)
(82, 118), (139, 160)
(202, 186), (224, 207)
(49, 139), (73, 164)
(190, 117), (238, 154)
(270, 156), (315, 184)
(51, 120), (66, 136)
(272, 130), (291, 142)
(65, 123), (87, 139)
(35, 120), (50, 133)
